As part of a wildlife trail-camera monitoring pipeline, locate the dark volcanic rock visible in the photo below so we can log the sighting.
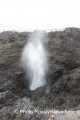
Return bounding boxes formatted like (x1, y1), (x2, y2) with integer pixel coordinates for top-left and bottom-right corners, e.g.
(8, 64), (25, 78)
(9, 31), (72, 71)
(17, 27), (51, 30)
(0, 28), (80, 119)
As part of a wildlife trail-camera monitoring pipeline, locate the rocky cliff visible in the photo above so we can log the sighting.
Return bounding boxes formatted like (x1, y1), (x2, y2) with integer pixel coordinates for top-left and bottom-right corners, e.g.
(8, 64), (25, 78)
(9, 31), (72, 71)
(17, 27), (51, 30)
(0, 28), (80, 120)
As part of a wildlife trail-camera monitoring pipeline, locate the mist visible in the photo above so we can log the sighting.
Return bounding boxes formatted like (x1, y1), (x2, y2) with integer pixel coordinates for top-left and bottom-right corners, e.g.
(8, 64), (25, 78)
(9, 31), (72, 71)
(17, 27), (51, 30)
(21, 31), (48, 90)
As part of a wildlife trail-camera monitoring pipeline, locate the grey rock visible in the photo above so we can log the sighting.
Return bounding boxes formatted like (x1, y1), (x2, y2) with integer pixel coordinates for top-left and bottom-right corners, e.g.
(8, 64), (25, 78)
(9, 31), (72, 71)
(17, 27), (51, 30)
(0, 28), (80, 119)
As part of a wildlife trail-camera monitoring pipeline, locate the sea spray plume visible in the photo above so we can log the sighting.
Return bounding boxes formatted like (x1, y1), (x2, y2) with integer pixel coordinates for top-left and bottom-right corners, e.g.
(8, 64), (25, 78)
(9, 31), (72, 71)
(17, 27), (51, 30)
(21, 31), (48, 90)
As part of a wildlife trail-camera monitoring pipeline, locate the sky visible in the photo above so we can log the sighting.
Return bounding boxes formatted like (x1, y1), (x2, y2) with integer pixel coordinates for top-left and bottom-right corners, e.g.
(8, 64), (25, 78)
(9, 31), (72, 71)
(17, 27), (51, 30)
(0, 0), (80, 32)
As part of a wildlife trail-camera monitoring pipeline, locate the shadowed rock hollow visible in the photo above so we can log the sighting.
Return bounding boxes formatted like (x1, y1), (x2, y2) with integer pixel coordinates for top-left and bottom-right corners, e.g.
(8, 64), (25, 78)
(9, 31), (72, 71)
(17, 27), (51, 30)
(0, 28), (80, 120)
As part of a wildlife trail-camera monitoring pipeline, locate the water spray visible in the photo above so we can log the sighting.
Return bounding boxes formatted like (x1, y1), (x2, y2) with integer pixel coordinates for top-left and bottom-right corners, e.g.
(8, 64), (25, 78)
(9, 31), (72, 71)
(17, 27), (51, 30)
(21, 31), (48, 90)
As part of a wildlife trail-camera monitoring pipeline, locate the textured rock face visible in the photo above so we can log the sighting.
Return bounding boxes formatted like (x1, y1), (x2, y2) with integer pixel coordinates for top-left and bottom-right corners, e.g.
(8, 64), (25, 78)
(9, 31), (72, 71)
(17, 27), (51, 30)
(0, 28), (80, 120)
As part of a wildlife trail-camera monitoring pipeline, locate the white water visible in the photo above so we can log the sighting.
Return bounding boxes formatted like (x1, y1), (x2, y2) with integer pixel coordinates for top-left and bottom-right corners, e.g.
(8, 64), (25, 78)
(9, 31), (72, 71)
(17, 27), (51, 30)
(21, 31), (47, 90)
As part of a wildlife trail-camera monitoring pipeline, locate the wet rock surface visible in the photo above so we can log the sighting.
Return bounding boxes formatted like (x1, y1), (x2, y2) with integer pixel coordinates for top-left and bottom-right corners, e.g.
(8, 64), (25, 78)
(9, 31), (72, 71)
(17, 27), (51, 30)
(0, 28), (80, 120)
